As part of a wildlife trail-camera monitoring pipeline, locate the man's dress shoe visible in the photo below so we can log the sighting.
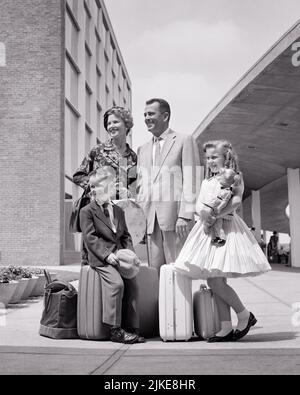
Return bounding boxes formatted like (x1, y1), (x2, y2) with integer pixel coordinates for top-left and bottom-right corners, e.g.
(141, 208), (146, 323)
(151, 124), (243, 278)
(110, 328), (144, 344)
(207, 330), (234, 343)
(124, 327), (145, 343)
(233, 312), (257, 341)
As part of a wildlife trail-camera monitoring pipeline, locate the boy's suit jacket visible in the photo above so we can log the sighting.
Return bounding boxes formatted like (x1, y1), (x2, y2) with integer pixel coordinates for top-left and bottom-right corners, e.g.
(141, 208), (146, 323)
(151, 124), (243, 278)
(80, 200), (134, 268)
(136, 129), (200, 234)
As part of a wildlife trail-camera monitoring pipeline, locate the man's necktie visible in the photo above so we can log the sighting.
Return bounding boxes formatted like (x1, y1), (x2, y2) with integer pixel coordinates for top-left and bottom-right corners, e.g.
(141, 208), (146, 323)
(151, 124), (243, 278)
(154, 137), (162, 167)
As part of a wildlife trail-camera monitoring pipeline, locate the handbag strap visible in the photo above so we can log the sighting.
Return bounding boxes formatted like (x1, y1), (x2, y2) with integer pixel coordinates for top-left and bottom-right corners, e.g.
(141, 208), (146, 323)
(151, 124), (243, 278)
(44, 269), (52, 286)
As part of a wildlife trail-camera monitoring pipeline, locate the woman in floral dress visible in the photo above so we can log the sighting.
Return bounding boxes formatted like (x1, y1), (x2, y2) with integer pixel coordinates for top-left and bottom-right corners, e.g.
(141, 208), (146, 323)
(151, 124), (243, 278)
(73, 106), (137, 265)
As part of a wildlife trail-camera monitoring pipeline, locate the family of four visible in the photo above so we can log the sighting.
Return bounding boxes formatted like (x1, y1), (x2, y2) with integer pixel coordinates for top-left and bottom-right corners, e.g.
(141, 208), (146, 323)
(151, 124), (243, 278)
(73, 98), (271, 345)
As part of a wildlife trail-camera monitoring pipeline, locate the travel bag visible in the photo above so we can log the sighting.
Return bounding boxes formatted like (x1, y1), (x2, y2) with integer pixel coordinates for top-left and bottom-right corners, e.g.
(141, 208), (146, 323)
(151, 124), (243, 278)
(39, 270), (78, 339)
(193, 284), (221, 339)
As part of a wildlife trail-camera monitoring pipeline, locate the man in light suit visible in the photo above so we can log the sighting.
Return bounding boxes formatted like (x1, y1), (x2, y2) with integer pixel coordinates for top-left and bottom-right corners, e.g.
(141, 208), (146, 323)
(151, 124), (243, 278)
(136, 98), (200, 271)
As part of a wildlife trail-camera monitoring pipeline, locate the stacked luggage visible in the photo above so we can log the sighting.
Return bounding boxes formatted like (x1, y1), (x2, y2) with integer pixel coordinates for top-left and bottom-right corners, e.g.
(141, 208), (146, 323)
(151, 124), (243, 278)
(77, 265), (159, 340)
(76, 262), (220, 342)
(158, 265), (220, 341)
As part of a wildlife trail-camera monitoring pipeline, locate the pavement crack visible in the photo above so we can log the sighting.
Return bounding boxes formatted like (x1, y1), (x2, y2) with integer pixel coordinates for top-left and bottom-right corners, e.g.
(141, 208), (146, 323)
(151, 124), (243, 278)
(89, 344), (129, 375)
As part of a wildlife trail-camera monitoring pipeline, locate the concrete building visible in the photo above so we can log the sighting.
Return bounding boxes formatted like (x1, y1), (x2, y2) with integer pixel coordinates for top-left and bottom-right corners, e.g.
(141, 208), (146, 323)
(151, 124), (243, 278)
(193, 20), (300, 267)
(0, 0), (132, 266)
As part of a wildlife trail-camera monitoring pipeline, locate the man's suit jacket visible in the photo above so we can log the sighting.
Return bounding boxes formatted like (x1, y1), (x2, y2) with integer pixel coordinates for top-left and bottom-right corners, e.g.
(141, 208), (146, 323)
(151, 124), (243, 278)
(80, 200), (134, 268)
(136, 129), (200, 234)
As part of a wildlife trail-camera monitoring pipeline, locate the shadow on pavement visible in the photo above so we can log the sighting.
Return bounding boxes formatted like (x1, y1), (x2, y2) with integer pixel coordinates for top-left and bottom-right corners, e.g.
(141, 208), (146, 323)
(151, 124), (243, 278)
(237, 331), (299, 342)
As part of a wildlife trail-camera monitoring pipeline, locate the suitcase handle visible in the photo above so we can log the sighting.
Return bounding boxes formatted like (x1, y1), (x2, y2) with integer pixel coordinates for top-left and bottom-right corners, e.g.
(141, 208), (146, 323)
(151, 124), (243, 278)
(44, 269), (52, 286)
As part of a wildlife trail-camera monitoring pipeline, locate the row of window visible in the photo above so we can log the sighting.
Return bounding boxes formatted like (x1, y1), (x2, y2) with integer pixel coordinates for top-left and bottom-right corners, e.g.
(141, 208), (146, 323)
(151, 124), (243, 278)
(65, 0), (132, 197)
(66, 0), (131, 103)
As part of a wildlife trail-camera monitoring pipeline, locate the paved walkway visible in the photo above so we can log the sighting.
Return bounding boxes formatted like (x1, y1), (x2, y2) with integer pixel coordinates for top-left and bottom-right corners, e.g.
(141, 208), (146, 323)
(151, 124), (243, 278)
(1, 264), (300, 375)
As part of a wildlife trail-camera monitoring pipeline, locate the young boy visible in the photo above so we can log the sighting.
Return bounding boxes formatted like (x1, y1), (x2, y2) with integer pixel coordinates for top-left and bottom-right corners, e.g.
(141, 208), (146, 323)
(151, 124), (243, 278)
(79, 167), (144, 344)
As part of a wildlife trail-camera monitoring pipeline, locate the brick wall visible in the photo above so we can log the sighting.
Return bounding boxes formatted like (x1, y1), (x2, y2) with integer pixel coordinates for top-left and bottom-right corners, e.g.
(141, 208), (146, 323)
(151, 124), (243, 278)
(0, 0), (65, 266)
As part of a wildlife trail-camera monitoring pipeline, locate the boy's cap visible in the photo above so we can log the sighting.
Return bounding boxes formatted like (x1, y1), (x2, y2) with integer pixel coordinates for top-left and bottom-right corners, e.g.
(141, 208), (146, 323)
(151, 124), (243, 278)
(116, 249), (141, 279)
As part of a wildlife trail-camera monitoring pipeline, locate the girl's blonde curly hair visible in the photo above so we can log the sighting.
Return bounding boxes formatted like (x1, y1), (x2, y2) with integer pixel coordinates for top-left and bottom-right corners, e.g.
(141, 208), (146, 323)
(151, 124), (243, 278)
(203, 140), (240, 179)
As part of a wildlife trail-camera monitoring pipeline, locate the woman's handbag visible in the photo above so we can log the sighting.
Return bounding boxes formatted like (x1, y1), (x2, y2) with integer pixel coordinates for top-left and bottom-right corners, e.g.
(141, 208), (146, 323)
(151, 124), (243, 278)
(39, 270), (78, 339)
(69, 190), (90, 233)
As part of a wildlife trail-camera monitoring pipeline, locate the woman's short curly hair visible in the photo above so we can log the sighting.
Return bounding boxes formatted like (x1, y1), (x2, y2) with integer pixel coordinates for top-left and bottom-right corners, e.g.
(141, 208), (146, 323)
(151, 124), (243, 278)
(103, 106), (134, 135)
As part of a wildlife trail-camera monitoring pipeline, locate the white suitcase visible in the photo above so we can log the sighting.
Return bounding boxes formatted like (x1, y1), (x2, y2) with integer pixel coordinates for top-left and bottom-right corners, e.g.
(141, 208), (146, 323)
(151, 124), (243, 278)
(193, 284), (221, 339)
(159, 264), (193, 341)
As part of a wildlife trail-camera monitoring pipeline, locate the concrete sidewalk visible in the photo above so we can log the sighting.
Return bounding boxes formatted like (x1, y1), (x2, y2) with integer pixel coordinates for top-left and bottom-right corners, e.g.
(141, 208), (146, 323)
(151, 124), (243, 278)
(1, 264), (300, 375)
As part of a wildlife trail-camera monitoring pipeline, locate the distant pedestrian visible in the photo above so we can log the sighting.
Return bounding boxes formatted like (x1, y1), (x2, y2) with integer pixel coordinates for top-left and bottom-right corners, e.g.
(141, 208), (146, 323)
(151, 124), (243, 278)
(278, 246), (288, 265)
(267, 231), (279, 263)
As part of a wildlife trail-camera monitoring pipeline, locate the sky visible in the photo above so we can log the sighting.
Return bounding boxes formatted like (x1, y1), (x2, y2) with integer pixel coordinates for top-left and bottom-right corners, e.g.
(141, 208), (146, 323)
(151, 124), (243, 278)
(104, 0), (300, 150)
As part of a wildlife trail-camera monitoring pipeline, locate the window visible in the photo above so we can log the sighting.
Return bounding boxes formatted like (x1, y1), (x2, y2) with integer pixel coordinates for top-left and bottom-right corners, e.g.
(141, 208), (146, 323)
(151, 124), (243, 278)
(85, 127), (92, 155)
(96, 36), (101, 68)
(104, 55), (109, 86)
(103, 20), (110, 57)
(112, 72), (117, 103)
(67, 0), (78, 19)
(85, 47), (91, 85)
(117, 58), (122, 87)
(97, 106), (103, 141)
(65, 105), (78, 178)
(127, 87), (132, 108)
(105, 85), (111, 110)
(85, 0), (91, 11)
(85, 10), (91, 48)
(118, 86), (122, 104)
(96, 6), (103, 37)
(66, 12), (78, 61)
(65, 58), (79, 108)
(96, 69), (101, 102)
(85, 87), (91, 125)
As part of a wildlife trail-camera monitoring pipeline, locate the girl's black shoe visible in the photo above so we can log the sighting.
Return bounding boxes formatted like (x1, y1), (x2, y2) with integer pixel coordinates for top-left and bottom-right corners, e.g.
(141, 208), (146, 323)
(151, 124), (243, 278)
(233, 312), (257, 341)
(207, 330), (234, 342)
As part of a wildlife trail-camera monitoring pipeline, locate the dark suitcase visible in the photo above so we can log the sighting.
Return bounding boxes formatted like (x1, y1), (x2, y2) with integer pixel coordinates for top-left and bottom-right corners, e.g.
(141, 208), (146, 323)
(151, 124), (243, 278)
(137, 266), (159, 338)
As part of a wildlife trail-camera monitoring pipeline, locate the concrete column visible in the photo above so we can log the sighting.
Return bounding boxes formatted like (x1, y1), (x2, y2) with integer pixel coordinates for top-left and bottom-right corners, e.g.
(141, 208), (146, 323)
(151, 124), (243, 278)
(287, 168), (300, 268)
(251, 190), (262, 242)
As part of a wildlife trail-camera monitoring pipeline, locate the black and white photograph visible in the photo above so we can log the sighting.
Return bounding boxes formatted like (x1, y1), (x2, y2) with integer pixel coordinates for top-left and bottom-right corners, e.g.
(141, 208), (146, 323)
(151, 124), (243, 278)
(1, 0), (300, 378)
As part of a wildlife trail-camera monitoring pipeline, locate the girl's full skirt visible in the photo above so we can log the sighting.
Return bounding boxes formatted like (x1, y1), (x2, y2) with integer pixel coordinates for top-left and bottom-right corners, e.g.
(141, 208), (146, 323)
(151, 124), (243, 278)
(173, 213), (272, 280)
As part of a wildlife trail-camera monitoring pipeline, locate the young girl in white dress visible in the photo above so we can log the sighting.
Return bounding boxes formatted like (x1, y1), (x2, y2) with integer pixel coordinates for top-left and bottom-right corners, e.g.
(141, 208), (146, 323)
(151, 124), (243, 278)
(173, 140), (271, 342)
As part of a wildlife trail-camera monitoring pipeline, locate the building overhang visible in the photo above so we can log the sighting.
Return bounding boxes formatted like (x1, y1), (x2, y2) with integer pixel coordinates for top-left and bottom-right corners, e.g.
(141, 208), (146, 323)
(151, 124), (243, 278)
(193, 20), (300, 232)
